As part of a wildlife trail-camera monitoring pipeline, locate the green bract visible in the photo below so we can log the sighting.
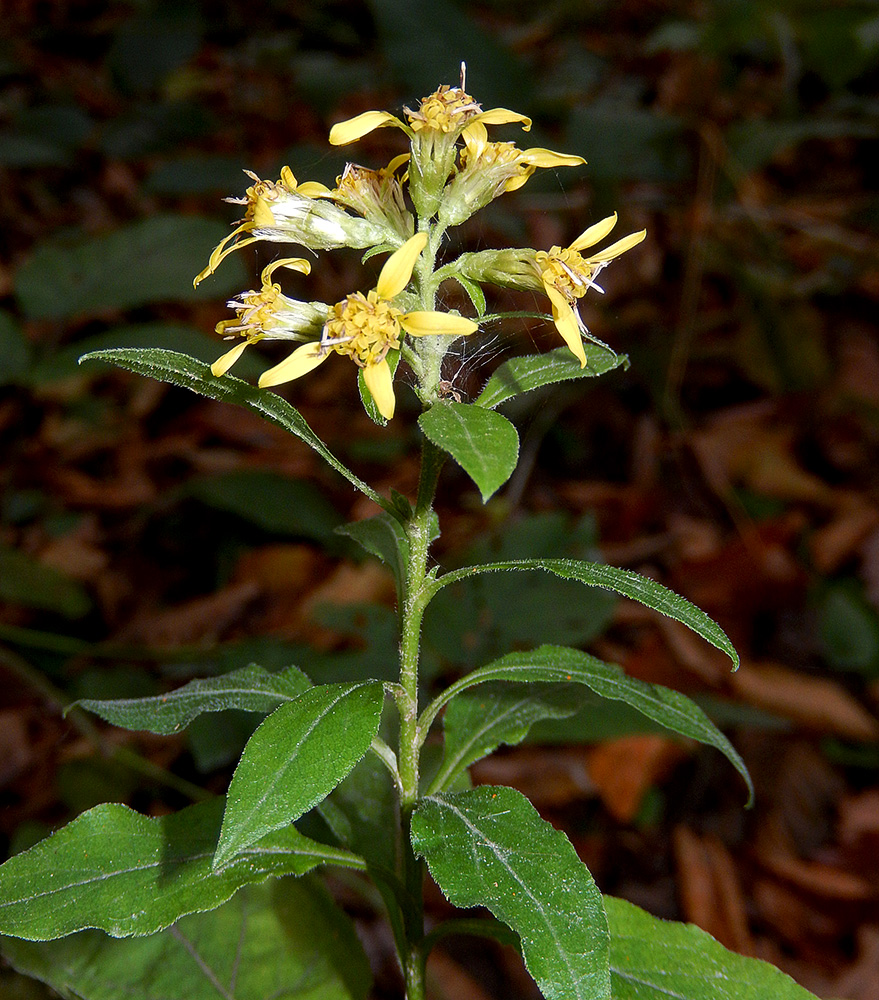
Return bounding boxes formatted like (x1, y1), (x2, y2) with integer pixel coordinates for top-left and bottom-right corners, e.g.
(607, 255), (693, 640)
(0, 71), (819, 1000)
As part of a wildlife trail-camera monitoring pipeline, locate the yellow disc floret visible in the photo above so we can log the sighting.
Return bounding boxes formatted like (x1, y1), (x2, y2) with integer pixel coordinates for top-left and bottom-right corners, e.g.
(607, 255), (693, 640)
(322, 290), (403, 367)
(406, 84), (482, 133)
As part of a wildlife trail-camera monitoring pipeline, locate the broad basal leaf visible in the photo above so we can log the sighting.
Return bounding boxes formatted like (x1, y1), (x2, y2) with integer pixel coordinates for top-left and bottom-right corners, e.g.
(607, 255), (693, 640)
(423, 645), (752, 802)
(72, 664), (312, 735)
(78, 349), (394, 514)
(418, 401), (519, 502)
(605, 896), (820, 999)
(214, 682), (384, 869)
(2, 877), (371, 1000)
(412, 786), (611, 1000)
(476, 345), (628, 409)
(0, 797), (363, 941)
(432, 558), (739, 669)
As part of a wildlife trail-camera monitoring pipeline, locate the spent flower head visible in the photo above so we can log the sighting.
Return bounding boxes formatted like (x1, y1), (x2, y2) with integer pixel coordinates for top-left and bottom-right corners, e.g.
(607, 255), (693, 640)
(194, 167), (393, 287)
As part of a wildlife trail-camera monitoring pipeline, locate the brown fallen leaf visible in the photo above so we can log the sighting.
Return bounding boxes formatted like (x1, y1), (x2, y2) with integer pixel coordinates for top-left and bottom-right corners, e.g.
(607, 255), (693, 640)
(673, 825), (754, 955)
(470, 746), (597, 809)
(586, 735), (686, 823)
(730, 662), (879, 742)
(810, 502), (879, 574)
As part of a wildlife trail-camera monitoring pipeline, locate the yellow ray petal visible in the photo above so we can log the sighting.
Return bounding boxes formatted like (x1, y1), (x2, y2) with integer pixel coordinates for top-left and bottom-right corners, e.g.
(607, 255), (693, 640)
(473, 108), (532, 131)
(211, 341), (249, 378)
(545, 286), (586, 368)
(522, 148), (586, 168)
(569, 214), (618, 253)
(193, 229), (259, 287)
(258, 342), (329, 388)
(586, 229), (647, 263)
(329, 111), (404, 145)
(400, 311), (478, 337)
(363, 358), (395, 420)
(295, 180), (332, 198)
(376, 232), (428, 300)
(260, 257), (312, 283)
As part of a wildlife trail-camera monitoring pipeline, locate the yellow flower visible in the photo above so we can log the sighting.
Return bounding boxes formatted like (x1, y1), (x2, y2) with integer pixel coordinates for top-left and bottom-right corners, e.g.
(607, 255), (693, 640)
(328, 84), (531, 147)
(328, 77), (532, 220)
(329, 155), (414, 239)
(210, 258), (327, 377)
(439, 122), (585, 225)
(258, 233), (478, 420)
(535, 214), (647, 367)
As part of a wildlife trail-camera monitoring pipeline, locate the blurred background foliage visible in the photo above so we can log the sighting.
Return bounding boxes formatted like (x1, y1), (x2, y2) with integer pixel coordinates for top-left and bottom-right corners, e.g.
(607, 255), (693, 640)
(1, 0), (878, 995)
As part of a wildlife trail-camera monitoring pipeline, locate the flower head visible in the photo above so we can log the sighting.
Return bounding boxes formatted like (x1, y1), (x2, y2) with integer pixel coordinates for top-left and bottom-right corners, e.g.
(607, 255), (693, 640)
(439, 122), (585, 225)
(535, 214), (646, 367)
(258, 233), (478, 420)
(210, 258), (328, 377)
(328, 67), (532, 219)
(194, 167), (391, 287)
(329, 155), (414, 240)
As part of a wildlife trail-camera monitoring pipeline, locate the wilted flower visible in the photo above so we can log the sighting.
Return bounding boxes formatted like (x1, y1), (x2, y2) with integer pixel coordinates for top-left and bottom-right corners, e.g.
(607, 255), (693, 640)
(210, 258), (328, 377)
(194, 167), (392, 287)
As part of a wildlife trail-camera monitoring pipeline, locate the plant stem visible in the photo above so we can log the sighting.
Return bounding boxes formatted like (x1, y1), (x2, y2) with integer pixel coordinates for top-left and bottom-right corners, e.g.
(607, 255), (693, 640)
(394, 433), (444, 999)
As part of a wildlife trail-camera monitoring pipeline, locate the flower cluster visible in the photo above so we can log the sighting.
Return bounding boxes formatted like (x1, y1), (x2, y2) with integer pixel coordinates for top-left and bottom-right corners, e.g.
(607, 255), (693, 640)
(198, 70), (645, 419)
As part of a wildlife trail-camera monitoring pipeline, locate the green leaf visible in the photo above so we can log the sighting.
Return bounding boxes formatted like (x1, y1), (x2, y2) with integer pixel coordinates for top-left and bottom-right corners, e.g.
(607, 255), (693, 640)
(187, 470), (341, 545)
(0, 797), (363, 941)
(424, 646), (752, 802)
(476, 345), (628, 409)
(452, 274), (487, 317)
(2, 877), (372, 1000)
(412, 786), (611, 1000)
(337, 512), (409, 600)
(429, 681), (588, 793)
(418, 401), (519, 502)
(28, 322), (243, 386)
(15, 216), (247, 320)
(604, 895), (820, 999)
(0, 544), (91, 619)
(214, 682), (385, 869)
(318, 752), (398, 872)
(433, 558), (739, 670)
(78, 349), (394, 514)
(72, 664), (312, 735)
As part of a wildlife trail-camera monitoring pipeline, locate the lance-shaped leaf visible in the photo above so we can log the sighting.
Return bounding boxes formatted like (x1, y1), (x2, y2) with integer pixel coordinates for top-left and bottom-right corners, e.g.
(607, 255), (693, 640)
(71, 664), (312, 734)
(412, 786), (610, 1000)
(2, 877), (372, 1000)
(604, 895), (820, 1000)
(432, 558), (739, 669)
(476, 345), (628, 409)
(418, 401), (519, 502)
(423, 645), (752, 802)
(78, 349), (395, 515)
(0, 797), (364, 941)
(214, 682), (384, 869)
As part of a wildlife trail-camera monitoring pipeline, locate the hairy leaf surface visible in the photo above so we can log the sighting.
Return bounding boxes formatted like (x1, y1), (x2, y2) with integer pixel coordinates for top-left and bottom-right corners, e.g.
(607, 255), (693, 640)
(412, 786), (610, 1000)
(214, 682), (384, 868)
(73, 664), (311, 734)
(0, 798), (362, 940)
